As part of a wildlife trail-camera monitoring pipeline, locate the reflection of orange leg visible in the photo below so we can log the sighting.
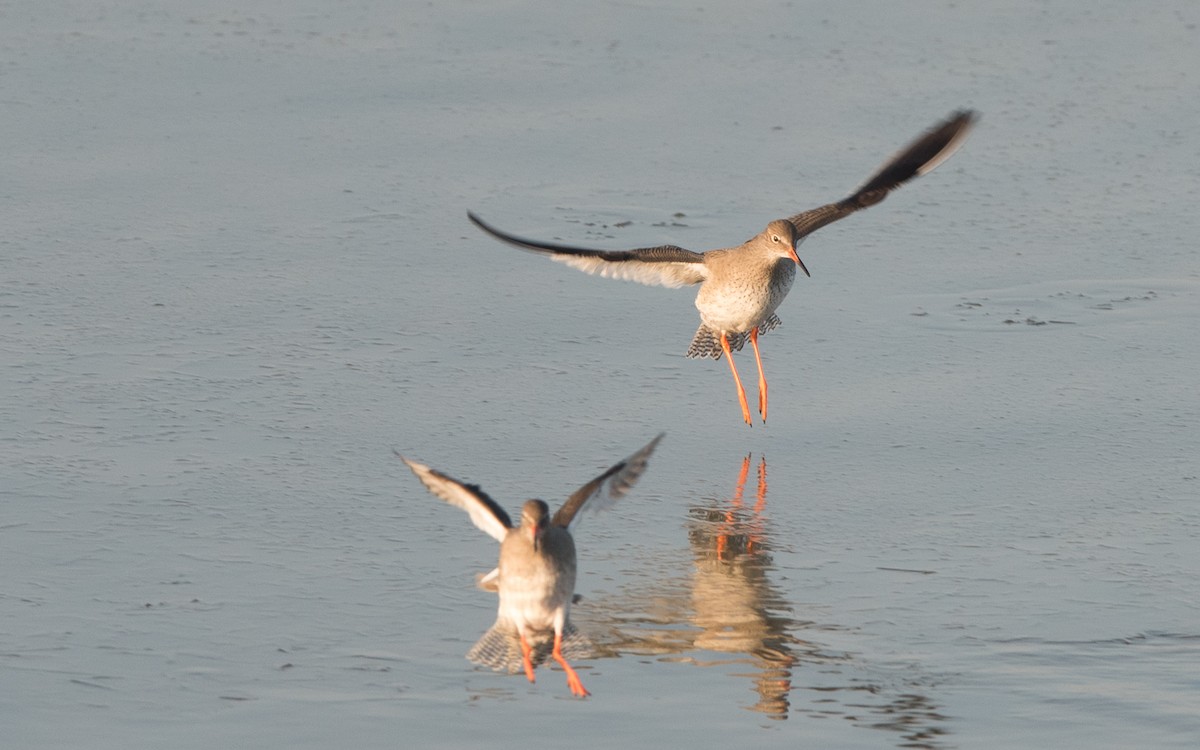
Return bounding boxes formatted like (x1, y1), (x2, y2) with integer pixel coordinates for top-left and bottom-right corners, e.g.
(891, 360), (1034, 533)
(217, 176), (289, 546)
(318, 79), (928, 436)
(754, 457), (768, 514)
(733, 454), (751, 507)
(749, 327), (768, 423)
(720, 333), (753, 426)
(518, 632), (536, 683)
(748, 457), (768, 553)
(719, 454), (752, 560)
(552, 632), (590, 697)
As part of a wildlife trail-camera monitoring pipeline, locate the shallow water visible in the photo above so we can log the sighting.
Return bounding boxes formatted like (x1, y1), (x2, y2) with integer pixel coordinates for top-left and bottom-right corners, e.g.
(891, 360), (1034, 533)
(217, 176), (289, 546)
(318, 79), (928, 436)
(4, 1), (1199, 748)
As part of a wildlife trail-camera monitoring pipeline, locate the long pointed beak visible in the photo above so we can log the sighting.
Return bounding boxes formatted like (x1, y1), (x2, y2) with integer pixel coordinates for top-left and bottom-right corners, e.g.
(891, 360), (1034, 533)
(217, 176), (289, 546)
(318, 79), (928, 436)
(791, 247), (811, 278)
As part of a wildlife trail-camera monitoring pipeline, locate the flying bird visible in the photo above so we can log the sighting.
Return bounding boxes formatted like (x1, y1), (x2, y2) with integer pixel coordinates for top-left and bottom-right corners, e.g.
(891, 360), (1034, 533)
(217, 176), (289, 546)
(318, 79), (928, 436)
(468, 110), (977, 425)
(397, 434), (662, 697)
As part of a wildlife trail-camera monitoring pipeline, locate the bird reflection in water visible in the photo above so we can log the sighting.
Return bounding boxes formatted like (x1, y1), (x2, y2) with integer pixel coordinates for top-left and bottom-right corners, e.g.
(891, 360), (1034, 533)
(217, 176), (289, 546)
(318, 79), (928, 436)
(589, 454), (818, 719)
(686, 454), (800, 719)
(581, 455), (952, 746)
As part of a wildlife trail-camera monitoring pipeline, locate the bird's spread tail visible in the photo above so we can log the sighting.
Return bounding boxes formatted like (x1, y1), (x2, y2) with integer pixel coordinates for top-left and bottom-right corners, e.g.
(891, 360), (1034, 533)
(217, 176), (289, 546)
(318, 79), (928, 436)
(466, 622), (595, 674)
(686, 316), (781, 360)
(687, 324), (733, 359)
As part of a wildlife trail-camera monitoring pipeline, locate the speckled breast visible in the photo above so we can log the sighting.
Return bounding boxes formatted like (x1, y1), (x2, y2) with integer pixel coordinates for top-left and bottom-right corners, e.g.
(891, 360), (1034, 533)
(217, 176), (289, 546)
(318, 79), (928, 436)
(694, 260), (797, 334)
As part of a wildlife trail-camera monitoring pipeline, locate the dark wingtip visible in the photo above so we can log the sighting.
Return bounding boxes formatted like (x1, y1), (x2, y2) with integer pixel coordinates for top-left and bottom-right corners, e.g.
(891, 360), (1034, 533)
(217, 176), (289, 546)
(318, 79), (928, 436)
(641, 432), (666, 459)
(848, 108), (978, 204)
(946, 108), (979, 126)
(913, 108), (979, 176)
(464, 210), (552, 252)
(953, 108), (980, 127)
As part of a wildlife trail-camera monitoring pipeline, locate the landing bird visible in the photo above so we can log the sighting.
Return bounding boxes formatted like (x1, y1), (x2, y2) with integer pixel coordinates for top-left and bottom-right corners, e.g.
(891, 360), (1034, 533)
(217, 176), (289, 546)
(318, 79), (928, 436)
(468, 110), (977, 425)
(397, 434), (662, 697)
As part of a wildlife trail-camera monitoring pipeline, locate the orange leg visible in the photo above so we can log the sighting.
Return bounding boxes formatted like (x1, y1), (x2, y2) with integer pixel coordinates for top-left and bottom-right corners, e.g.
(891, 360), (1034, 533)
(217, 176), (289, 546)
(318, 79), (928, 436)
(720, 333), (753, 426)
(748, 327), (768, 423)
(518, 632), (536, 683)
(552, 632), (590, 697)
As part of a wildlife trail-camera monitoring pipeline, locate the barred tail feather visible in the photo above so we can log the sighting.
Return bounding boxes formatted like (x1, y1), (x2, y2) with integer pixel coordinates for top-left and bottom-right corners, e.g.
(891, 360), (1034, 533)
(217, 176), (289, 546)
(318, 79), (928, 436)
(466, 626), (527, 673)
(686, 325), (737, 359)
(685, 317), (782, 360)
(466, 622), (595, 674)
(556, 624), (595, 660)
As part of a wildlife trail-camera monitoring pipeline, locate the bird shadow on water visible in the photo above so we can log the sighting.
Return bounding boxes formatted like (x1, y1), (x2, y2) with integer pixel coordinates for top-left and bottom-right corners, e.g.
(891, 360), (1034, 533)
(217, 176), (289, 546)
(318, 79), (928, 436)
(579, 455), (953, 747)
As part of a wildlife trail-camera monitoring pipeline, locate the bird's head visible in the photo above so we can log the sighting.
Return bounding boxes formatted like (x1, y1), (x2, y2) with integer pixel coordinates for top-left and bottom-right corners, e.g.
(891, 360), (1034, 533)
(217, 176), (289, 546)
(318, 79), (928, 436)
(763, 219), (810, 277)
(520, 499), (551, 550)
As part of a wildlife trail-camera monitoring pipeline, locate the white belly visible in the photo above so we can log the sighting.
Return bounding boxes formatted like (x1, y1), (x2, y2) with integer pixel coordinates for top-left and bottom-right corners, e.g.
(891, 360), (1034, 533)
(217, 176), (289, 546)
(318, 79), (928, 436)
(496, 550), (574, 634)
(695, 260), (796, 333)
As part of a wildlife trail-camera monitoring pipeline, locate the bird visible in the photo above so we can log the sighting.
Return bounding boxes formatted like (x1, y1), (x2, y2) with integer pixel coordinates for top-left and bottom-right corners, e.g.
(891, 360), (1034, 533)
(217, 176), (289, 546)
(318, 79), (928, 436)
(467, 110), (977, 425)
(397, 434), (662, 697)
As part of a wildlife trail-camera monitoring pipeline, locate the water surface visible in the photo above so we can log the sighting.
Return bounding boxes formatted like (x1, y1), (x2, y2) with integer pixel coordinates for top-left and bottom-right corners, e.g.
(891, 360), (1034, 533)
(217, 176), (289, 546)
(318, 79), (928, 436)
(4, 1), (1199, 748)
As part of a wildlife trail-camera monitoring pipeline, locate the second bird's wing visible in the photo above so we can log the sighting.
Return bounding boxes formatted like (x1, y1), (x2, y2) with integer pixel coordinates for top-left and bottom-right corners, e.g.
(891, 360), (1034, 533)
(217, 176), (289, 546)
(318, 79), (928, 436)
(397, 452), (513, 543)
(468, 212), (709, 288)
(552, 433), (664, 532)
(786, 109), (978, 240)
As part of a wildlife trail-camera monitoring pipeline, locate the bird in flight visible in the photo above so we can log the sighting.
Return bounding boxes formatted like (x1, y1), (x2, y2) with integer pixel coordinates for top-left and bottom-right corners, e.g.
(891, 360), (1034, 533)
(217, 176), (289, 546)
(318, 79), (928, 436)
(468, 110), (977, 425)
(397, 434), (662, 697)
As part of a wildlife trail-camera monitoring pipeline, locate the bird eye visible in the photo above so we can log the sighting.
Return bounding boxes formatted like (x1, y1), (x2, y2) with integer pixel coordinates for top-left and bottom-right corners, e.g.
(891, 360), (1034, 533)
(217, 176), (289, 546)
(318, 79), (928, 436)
(771, 234), (781, 243)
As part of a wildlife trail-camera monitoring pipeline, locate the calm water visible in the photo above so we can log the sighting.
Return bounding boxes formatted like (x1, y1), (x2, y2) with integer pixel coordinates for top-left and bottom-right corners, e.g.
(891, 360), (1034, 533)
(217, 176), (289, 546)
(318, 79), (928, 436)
(4, 1), (1199, 748)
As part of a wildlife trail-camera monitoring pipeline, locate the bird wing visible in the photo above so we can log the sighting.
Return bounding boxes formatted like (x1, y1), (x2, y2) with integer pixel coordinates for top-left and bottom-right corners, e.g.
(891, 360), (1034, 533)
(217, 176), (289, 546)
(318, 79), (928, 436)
(468, 212), (709, 288)
(397, 451), (513, 542)
(475, 567), (500, 592)
(787, 109), (977, 239)
(552, 433), (663, 532)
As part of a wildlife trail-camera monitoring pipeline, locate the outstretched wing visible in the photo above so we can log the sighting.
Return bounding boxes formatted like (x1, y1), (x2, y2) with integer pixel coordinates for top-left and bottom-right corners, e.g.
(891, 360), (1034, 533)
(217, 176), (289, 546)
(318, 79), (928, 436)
(786, 109), (978, 239)
(552, 433), (663, 532)
(468, 212), (709, 288)
(396, 451), (512, 542)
